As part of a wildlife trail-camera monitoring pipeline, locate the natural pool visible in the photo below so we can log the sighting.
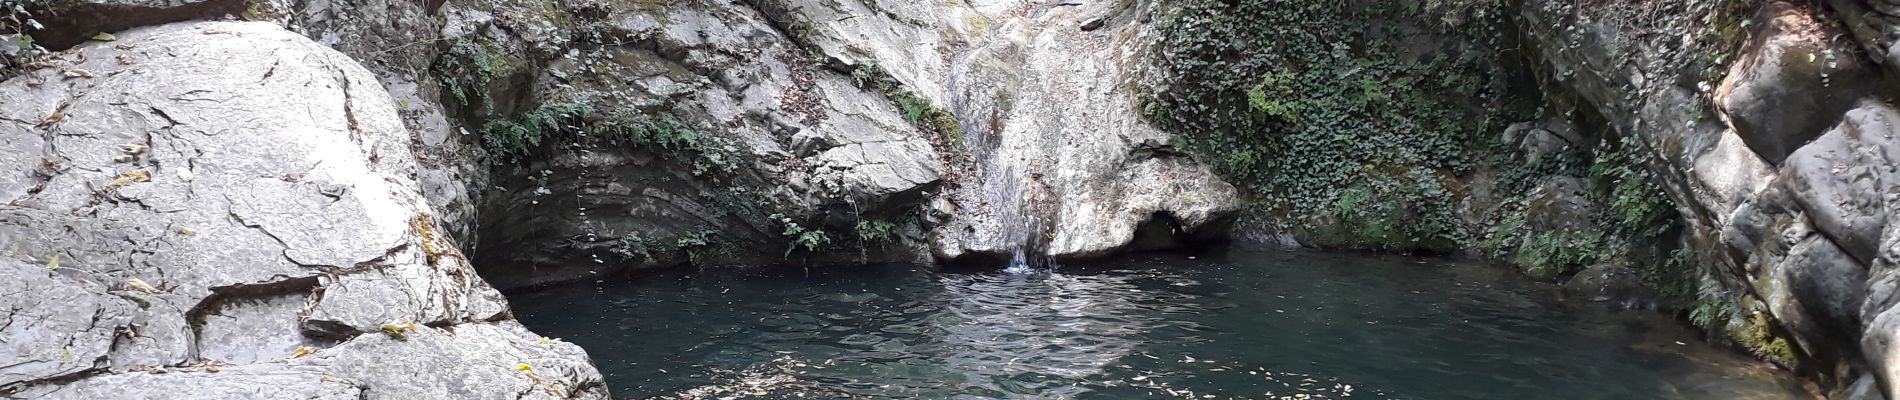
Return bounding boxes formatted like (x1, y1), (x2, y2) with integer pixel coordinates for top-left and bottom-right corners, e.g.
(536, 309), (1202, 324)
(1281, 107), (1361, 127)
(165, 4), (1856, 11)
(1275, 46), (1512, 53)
(509, 250), (1807, 399)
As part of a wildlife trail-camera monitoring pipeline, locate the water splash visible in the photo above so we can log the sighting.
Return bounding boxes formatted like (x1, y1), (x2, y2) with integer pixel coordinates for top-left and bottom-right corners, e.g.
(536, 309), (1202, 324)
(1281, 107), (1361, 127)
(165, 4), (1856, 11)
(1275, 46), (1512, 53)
(1003, 251), (1034, 275)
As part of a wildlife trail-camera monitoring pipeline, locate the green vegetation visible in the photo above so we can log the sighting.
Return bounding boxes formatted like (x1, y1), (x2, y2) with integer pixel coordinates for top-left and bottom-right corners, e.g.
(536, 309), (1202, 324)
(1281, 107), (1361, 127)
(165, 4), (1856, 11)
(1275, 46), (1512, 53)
(434, 39), (520, 114)
(481, 102), (590, 159)
(1147, 0), (1526, 252)
(479, 101), (739, 178)
(1693, 0), (1761, 85)
(1148, 0), (1698, 298)
(608, 233), (664, 263)
(1737, 312), (1799, 366)
(771, 213), (831, 256)
(854, 218), (899, 244)
(1, 0), (45, 74)
(850, 62), (966, 158)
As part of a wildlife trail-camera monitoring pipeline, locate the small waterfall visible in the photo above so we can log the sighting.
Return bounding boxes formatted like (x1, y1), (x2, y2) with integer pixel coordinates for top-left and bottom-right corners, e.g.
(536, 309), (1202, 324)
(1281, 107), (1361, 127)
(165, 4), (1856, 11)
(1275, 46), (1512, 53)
(945, 17), (1052, 274)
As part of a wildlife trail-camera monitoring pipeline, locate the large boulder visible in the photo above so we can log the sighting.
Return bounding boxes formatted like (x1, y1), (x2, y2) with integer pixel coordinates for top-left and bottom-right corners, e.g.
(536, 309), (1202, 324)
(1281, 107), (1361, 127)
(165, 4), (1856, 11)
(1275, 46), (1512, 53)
(1716, 2), (1878, 165)
(0, 21), (603, 398)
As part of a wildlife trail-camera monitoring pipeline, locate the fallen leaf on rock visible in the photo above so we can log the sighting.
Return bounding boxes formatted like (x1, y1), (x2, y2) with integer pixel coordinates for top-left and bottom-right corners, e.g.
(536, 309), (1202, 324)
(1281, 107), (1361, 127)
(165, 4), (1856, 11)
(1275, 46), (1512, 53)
(37, 110), (63, 128)
(291, 346), (315, 358)
(45, 255), (58, 270)
(516, 363), (533, 371)
(108, 170), (152, 187)
(62, 69), (92, 78)
(125, 278), (158, 293)
(91, 32), (115, 42)
(177, 226), (197, 236)
(320, 375), (338, 382)
(119, 143), (148, 154)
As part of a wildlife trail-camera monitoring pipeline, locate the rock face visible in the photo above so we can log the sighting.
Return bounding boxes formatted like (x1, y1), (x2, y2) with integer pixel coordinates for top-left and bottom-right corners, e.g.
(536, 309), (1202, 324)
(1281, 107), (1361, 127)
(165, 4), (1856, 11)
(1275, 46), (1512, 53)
(1522, 0), (1900, 395)
(927, 0), (1241, 262)
(439, 0), (1237, 285)
(0, 21), (603, 398)
(436, 0), (950, 287)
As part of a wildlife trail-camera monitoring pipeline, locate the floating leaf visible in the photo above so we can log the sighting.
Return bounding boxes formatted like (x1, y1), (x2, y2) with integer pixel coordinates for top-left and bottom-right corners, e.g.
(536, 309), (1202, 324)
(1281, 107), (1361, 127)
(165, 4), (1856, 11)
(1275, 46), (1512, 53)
(119, 143), (148, 154)
(45, 255), (58, 270)
(536, 337), (552, 345)
(90, 32), (115, 42)
(291, 346), (315, 358)
(61, 69), (92, 78)
(177, 226), (197, 236)
(515, 363), (532, 371)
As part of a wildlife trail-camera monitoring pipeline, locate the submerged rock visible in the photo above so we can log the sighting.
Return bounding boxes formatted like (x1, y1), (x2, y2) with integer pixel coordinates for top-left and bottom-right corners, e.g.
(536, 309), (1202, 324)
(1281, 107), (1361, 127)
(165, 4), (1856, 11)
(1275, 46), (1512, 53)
(1563, 261), (1663, 310)
(0, 21), (602, 398)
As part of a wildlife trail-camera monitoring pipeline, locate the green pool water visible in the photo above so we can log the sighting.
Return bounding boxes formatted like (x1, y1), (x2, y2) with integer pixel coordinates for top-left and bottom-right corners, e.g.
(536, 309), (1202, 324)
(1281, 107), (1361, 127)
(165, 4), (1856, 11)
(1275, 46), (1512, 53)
(509, 250), (1806, 399)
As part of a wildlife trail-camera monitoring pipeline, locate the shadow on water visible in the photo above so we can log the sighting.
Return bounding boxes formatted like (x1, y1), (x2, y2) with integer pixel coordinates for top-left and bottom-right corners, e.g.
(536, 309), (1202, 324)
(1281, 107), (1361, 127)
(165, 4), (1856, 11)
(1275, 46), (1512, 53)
(508, 249), (1808, 399)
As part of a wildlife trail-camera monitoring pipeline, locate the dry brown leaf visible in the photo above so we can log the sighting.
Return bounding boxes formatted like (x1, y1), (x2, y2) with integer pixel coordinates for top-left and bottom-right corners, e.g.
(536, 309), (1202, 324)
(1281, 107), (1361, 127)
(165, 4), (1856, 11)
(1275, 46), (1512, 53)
(37, 111), (63, 128)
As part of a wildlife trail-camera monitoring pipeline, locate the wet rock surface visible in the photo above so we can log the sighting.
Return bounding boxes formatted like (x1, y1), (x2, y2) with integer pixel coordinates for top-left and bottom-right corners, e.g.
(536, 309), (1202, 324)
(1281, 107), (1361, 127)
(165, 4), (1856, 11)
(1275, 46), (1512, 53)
(0, 21), (602, 398)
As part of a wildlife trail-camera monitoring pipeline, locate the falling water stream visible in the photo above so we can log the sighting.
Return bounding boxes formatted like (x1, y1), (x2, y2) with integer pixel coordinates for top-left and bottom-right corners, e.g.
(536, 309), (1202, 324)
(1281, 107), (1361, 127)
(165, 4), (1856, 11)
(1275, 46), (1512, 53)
(946, 3), (1049, 274)
(510, 250), (1807, 399)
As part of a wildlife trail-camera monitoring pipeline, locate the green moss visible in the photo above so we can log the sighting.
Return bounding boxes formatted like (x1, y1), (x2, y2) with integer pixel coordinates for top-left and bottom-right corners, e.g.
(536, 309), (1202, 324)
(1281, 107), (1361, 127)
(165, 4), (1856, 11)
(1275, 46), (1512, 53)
(1736, 313), (1799, 367)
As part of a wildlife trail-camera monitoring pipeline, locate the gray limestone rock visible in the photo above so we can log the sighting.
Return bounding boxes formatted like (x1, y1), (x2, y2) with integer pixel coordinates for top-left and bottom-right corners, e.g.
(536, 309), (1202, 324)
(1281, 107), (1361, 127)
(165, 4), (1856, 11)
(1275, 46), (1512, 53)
(0, 21), (602, 398)
(929, 0), (1241, 261)
(1716, 2), (1878, 165)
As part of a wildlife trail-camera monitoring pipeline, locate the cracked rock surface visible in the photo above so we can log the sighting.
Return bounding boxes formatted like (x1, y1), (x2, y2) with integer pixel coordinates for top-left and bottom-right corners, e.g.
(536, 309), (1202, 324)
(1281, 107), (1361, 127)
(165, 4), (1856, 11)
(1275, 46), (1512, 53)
(0, 21), (604, 399)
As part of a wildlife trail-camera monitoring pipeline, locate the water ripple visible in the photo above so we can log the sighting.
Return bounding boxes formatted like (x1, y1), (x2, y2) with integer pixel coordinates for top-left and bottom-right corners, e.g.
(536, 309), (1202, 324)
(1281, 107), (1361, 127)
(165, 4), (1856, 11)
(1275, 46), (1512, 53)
(508, 253), (1808, 400)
